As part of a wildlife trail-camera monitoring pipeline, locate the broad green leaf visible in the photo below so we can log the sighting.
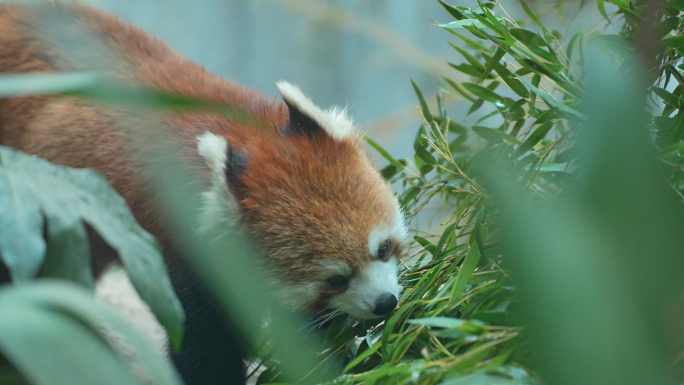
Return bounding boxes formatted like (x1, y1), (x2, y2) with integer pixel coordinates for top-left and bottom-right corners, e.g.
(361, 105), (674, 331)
(0, 306), (141, 385)
(0, 280), (181, 384)
(0, 281), (182, 385)
(0, 146), (184, 347)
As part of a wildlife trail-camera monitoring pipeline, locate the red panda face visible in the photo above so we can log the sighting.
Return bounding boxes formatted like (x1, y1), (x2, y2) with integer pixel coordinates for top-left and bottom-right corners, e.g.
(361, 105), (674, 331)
(196, 82), (407, 319)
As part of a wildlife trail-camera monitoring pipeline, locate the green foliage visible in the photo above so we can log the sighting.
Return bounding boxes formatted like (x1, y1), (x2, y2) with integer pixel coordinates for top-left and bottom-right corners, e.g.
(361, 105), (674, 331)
(0, 281), (182, 385)
(328, 0), (684, 384)
(0, 145), (184, 347)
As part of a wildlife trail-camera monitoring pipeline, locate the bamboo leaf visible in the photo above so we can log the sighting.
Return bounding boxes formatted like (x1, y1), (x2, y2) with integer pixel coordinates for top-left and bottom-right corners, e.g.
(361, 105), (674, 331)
(473, 126), (522, 145)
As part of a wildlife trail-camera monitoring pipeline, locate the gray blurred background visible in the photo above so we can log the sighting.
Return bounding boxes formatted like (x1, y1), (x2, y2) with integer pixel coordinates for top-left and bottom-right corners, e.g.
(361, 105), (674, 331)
(83, 0), (458, 159)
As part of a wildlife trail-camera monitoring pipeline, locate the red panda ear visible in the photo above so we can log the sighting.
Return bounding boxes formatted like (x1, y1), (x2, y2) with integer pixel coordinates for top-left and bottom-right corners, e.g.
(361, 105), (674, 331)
(276, 81), (356, 141)
(225, 144), (249, 201)
(282, 98), (324, 138)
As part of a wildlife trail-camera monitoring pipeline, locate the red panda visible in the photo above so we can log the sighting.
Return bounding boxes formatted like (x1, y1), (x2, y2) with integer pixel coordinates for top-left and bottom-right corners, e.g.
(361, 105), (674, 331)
(0, 3), (407, 383)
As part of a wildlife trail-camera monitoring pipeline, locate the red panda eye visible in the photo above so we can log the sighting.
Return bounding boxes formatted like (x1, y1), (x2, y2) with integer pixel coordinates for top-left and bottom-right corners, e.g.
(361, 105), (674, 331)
(326, 275), (348, 288)
(377, 240), (391, 260)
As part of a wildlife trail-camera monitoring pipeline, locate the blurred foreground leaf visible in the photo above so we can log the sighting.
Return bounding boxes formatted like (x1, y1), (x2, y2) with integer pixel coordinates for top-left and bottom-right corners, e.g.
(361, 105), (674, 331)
(0, 281), (182, 385)
(489, 52), (684, 385)
(0, 146), (184, 348)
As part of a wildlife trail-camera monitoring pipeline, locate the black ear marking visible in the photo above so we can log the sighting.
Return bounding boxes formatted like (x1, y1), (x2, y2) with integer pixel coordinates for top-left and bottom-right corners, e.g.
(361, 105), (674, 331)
(283, 99), (324, 138)
(225, 144), (248, 199)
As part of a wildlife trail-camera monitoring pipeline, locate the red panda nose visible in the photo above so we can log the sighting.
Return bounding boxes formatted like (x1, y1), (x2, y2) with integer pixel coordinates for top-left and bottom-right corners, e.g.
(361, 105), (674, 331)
(373, 293), (398, 316)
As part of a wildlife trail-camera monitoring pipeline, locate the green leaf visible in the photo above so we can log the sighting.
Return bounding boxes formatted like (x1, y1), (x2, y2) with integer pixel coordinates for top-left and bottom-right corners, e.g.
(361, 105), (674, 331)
(473, 126), (522, 145)
(449, 242), (481, 305)
(444, 77), (477, 102)
(436, 221), (459, 255)
(0, 306), (141, 385)
(407, 317), (464, 329)
(401, 186), (421, 208)
(652, 87), (679, 106)
(461, 82), (505, 104)
(517, 0), (548, 33)
(414, 236), (437, 255)
(481, 48), (506, 81)
(597, 0), (610, 22)
(567, 32), (584, 60)
(414, 126), (437, 167)
(440, 372), (530, 385)
(343, 340), (381, 373)
(518, 78), (585, 119)
(412, 80), (432, 121)
(509, 28), (542, 46)
(512, 121), (554, 157)
(595, 35), (633, 60)
(0, 281), (183, 385)
(438, 0), (466, 20)
(439, 19), (491, 30)
(496, 72), (530, 98)
(363, 135), (406, 168)
(449, 63), (486, 78)
(0, 146), (184, 348)
(450, 44), (488, 72)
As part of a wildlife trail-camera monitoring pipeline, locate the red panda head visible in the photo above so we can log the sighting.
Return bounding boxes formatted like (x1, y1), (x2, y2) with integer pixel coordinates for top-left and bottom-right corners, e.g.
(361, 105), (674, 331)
(196, 82), (406, 319)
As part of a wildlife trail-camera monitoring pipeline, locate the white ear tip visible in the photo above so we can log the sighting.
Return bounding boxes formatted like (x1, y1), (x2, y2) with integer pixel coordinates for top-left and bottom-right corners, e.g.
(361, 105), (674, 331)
(275, 80), (305, 103)
(275, 80), (356, 141)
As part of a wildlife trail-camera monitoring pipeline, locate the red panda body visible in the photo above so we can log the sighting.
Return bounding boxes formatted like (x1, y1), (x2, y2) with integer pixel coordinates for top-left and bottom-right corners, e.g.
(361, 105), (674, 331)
(0, 3), (407, 384)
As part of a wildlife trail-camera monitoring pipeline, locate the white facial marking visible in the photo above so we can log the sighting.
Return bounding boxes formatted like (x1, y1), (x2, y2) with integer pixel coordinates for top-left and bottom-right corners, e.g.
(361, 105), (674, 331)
(196, 131), (240, 233)
(275, 80), (356, 141)
(197, 131), (228, 177)
(331, 199), (407, 319)
(368, 202), (408, 257)
(329, 258), (399, 319)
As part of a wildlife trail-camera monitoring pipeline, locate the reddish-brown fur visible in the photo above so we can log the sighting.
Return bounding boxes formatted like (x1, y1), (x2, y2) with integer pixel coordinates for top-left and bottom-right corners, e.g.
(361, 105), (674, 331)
(0, 3), (286, 254)
(0, 3), (398, 288)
